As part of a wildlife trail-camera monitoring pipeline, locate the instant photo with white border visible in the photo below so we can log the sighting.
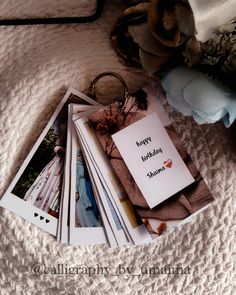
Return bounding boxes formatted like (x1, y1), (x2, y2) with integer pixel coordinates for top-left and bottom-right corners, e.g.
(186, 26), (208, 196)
(57, 106), (72, 243)
(74, 119), (133, 243)
(0, 88), (100, 236)
(69, 116), (107, 245)
(74, 117), (152, 245)
(71, 104), (119, 246)
(58, 102), (101, 243)
(74, 115), (129, 247)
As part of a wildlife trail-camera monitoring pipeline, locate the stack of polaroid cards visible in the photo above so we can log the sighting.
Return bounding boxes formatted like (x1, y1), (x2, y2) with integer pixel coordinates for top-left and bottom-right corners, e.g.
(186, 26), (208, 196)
(0, 86), (215, 247)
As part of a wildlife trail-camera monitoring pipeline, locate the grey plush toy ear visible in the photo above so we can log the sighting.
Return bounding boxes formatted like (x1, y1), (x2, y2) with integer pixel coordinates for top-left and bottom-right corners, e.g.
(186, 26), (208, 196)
(0, 0), (104, 26)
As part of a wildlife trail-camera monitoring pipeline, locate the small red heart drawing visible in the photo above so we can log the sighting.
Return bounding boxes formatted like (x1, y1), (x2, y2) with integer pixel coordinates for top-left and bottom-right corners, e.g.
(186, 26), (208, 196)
(164, 159), (172, 168)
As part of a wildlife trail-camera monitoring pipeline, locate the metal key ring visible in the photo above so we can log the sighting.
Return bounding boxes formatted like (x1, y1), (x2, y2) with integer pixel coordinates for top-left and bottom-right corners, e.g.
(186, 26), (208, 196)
(88, 72), (130, 106)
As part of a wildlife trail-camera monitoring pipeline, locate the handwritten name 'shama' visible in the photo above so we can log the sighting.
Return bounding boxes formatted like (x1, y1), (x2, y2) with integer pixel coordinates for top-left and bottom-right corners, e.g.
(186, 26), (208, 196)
(141, 148), (162, 162)
(136, 137), (151, 147)
(147, 167), (165, 178)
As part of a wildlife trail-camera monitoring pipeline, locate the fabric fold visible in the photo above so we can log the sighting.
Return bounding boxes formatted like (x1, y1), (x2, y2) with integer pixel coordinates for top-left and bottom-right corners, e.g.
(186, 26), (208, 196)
(162, 66), (236, 127)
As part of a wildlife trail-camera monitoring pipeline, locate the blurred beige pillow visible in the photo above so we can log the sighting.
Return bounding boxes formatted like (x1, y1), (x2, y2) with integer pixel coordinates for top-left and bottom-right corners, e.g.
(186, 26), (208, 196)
(0, 0), (98, 19)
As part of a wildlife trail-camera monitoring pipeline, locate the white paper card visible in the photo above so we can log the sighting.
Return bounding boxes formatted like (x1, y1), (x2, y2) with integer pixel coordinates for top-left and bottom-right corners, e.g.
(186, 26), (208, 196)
(112, 113), (195, 209)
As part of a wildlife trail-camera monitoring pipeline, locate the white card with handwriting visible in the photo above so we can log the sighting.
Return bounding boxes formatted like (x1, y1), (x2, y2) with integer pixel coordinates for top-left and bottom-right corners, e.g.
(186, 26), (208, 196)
(112, 113), (194, 209)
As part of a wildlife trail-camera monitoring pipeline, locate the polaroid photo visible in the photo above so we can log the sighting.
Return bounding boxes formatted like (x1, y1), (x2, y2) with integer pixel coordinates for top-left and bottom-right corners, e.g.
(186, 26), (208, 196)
(71, 104), (120, 246)
(57, 105), (72, 243)
(76, 124), (130, 247)
(85, 84), (214, 240)
(0, 88), (100, 236)
(69, 120), (107, 245)
(74, 121), (132, 243)
(74, 117), (152, 245)
(58, 99), (101, 243)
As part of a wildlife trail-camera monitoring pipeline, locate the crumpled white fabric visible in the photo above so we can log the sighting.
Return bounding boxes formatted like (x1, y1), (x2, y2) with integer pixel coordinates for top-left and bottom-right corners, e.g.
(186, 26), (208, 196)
(161, 66), (236, 127)
(188, 0), (236, 42)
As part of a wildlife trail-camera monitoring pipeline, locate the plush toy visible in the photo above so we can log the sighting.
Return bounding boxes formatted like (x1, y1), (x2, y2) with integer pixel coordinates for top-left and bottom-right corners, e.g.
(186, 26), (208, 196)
(111, 0), (236, 126)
